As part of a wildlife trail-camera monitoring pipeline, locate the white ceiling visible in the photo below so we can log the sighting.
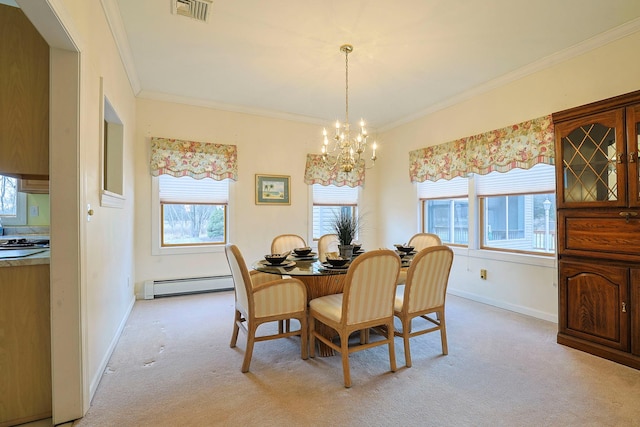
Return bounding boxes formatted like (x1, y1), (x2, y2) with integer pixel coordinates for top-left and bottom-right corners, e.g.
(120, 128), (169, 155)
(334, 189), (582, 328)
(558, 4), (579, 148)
(108, 0), (640, 130)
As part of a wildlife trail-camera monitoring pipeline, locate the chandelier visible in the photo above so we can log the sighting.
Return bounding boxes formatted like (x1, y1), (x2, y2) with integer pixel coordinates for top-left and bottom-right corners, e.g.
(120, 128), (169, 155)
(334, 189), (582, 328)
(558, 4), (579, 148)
(321, 44), (377, 173)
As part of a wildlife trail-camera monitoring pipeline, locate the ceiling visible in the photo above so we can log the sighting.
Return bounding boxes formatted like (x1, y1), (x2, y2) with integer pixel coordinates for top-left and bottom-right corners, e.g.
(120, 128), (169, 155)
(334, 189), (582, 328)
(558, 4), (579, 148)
(106, 0), (640, 130)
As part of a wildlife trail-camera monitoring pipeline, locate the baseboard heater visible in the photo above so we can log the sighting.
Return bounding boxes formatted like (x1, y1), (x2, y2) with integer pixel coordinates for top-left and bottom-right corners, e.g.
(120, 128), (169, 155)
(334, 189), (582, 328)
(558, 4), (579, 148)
(143, 275), (234, 299)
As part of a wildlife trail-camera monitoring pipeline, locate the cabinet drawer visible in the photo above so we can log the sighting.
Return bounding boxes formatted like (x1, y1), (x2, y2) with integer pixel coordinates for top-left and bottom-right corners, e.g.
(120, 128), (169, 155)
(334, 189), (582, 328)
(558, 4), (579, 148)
(559, 209), (640, 262)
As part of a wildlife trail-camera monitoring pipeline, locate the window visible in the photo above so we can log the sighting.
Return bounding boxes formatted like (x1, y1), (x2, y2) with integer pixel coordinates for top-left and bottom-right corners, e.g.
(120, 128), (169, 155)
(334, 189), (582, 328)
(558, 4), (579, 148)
(419, 176), (469, 245)
(424, 199), (469, 245)
(159, 175), (228, 247)
(0, 175), (27, 225)
(0, 175), (17, 216)
(419, 164), (556, 255)
(312, 184), (358, 240)
(477, 164), (556, 254)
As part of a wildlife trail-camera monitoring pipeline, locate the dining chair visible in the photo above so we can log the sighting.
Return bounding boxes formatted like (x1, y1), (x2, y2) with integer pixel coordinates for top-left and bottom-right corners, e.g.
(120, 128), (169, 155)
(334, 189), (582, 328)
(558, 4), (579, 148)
(225, 244), (308, 373)
(394, 245), (454, 367)
(396, 233), (443, 285)
(309, 249), (401, 388)
(317, 233), (339, 263)
(271, 234), (307, 254)
(407, 233), (442, 251)
(270, 233), (307, 333)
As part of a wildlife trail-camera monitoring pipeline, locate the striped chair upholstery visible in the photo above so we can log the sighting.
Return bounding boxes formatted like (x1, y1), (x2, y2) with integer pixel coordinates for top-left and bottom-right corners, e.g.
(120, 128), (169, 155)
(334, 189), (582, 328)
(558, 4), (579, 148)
(309, 249), (401, 388)
(270, 234), (307, 333)
(317, 233), (339, 262)
(408, 233), (442, 251)
(225, 244), (308, 373)
(394, 245), (454, 367)
(396, 233), (443, 285)
(271, 234), (306, 254)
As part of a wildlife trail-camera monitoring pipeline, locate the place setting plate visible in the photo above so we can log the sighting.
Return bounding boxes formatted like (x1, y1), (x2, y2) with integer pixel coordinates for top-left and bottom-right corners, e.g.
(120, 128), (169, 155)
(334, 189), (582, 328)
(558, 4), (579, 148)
(259, 260), (296, 268)
(290, 252), (318, 261)
(319, 262), (350, 271)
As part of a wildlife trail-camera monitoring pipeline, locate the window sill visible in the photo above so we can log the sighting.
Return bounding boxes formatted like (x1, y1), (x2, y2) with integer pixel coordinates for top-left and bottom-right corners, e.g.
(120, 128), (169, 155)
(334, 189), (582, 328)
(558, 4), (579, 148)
(152, 244), (225, 256)
(452, 246), (556, 268)
(100, 190), (125, 208)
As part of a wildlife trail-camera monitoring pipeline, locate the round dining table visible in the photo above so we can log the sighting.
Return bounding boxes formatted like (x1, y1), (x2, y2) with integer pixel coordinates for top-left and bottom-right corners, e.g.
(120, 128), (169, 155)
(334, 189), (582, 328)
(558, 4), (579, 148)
(251, 251), (412, 356)
(252, 255), (349, 356)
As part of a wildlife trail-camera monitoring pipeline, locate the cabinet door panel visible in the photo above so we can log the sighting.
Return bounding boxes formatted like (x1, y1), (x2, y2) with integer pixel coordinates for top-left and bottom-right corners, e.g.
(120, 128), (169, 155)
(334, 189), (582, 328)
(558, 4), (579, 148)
(559, 261), (629, 351)
(555, 109), (626, 208)
(626, 104), (640, 207)
(0, 5), (49, 177)
(632, 269), (640, 356)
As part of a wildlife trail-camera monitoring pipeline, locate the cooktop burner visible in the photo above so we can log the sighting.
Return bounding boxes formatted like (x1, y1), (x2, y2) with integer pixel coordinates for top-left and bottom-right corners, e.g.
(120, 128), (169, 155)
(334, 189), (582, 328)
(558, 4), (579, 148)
(0, 238), (50, 250)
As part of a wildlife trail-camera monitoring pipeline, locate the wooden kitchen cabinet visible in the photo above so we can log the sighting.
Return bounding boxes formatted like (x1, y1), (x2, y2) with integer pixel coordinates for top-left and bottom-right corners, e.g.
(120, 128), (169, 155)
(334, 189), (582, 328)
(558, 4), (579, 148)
(18, 178), (49, 194)
(553, 90), (640, 370)
(0, 264), (52, 426)
(0, 4), (49, 178)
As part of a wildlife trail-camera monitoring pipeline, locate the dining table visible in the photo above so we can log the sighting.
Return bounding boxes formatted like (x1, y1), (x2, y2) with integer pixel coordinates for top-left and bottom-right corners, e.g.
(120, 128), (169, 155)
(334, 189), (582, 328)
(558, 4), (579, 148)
(252, 253), (350, 356)
(252, 249), (414, 356)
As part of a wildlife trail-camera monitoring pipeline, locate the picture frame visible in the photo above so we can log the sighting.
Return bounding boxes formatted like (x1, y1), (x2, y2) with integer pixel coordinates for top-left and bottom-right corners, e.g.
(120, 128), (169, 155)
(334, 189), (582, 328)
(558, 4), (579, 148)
(256, 174), (290, 205)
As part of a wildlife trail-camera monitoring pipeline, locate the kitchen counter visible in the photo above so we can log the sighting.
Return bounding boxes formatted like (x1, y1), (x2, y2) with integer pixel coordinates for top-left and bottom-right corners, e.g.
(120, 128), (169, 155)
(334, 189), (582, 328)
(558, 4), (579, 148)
(0, 249), (50, 267)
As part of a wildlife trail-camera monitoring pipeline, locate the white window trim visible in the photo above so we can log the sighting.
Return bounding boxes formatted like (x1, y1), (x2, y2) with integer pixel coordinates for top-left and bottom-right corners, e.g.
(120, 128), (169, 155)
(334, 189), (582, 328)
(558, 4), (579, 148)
(150, 176), (230, 255)
(1, 192), (27, 226)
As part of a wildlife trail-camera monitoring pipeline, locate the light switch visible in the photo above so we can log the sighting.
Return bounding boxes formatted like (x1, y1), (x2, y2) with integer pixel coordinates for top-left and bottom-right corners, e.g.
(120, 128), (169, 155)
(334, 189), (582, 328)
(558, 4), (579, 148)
(30, 206), (39, 217)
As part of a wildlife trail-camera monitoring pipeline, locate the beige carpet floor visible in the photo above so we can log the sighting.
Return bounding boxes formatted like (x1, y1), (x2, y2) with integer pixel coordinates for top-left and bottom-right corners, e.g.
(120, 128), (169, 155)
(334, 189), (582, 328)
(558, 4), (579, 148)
(74, 291), (640, 427)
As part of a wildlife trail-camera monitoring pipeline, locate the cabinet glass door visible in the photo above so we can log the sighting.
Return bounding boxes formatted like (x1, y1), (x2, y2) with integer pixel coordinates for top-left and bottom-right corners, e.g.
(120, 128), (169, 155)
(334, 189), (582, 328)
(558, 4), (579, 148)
(626, 104), (640, 207)
(556, 109), (626, 207)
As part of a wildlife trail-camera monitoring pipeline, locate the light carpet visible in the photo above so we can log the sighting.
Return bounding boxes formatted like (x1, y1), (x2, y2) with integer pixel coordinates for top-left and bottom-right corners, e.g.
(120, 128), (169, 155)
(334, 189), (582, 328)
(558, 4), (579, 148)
(74, 292), (640, 427)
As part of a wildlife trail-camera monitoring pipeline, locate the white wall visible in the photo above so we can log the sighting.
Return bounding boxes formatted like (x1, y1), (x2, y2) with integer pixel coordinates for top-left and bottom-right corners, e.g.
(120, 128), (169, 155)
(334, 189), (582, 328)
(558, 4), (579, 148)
(55, 0), (137, 403)
(133, 99), (382, 296)
(379, 30), (640, 322)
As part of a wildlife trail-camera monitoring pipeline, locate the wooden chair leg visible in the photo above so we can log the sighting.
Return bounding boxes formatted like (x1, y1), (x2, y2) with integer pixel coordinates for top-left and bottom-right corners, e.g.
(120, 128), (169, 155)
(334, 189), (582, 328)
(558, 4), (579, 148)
(300, 315), (309, 360)
(359, 328), (369, 344)
(341, 333), (351, 388)
(440, 310), (448, 355)
(402, 317), (412, 368)
(309, 316), (316, 358)
(230, 310), (241, 348)
(387, 320), (397, 372)
(241, 323), (256, 373)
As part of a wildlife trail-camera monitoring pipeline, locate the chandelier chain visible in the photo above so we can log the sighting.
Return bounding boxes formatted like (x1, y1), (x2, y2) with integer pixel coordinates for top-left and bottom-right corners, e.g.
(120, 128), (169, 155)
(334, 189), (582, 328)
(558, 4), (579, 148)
(345, 45), (349, 126)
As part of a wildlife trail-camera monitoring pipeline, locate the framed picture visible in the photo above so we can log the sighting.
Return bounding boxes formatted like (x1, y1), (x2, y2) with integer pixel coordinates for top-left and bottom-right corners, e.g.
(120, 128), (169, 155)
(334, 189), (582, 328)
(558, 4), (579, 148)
(256, 174), (290, 205)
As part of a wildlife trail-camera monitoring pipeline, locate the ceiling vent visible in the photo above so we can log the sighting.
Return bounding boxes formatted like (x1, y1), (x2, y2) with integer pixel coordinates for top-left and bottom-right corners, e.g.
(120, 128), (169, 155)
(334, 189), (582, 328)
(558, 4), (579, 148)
(172, 0), (212, 22)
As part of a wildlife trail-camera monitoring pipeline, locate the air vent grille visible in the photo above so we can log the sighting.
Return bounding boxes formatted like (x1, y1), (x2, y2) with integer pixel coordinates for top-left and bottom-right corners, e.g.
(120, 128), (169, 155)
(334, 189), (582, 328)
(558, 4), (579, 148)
(173, 0), (212, 22)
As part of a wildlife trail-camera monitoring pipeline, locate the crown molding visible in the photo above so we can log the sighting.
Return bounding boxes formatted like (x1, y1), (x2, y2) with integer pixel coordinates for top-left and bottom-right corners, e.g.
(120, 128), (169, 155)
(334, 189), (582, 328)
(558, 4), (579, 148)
(101, 0), (141, 95)
(137, 90), (329, 126)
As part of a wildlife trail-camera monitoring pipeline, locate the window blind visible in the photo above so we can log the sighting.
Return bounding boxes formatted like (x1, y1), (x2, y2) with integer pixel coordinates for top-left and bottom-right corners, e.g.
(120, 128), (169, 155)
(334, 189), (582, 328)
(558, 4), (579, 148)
(417, 176), (469, 199)
(159, 175), (229, 203)
(475, 163), (555, 196)
(312, 184), (358, 205)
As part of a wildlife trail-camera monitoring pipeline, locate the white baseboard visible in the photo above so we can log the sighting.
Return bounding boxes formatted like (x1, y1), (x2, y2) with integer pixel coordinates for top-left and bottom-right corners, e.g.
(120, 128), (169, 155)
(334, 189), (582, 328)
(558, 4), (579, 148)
(142, 275), (234, 299)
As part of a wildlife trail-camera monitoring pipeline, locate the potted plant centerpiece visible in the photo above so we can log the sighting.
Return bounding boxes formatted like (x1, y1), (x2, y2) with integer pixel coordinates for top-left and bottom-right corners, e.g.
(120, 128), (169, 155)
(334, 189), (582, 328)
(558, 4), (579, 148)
(331, 210), (361, 259)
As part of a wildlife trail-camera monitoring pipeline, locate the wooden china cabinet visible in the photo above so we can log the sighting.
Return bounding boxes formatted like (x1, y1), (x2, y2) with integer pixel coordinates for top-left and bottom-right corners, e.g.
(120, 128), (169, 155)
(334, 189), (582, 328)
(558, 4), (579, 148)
(553, 90), (640, 369)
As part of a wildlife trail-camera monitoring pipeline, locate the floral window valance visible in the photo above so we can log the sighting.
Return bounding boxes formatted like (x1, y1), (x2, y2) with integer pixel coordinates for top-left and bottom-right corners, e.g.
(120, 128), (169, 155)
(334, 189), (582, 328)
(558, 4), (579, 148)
(409, 115), (555, 183)
(303, 154), (365, 187)
(150, 137), (238, 181)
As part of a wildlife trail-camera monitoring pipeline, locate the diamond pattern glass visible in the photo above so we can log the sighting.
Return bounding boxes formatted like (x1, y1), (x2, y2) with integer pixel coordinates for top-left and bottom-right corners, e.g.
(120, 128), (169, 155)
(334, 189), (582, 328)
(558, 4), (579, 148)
(562, 123), (617, 203)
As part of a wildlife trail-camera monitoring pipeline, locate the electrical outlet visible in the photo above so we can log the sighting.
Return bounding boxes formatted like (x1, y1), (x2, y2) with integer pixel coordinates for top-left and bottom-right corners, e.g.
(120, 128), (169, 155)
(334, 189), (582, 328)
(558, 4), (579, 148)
(30, 206), (39, 216)
(480, 269), (487, 280)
